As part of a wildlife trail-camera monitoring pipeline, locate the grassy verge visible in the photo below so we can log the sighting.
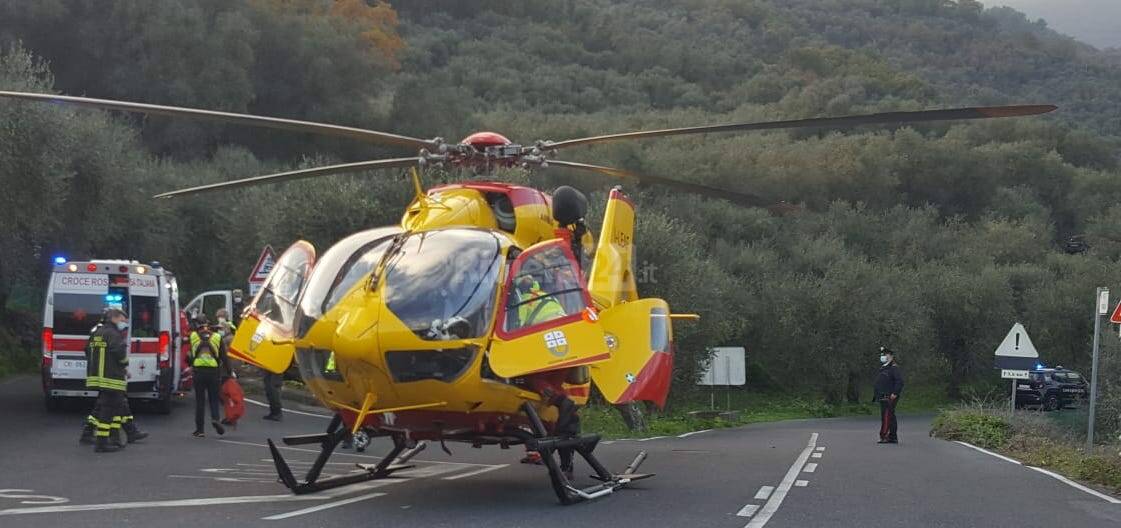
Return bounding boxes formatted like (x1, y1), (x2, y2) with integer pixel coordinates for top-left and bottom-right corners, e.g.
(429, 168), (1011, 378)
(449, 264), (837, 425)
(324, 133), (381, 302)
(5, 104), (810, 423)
(582, 385), (952, 439)
(0, 330), (36, 379)
(931, 406), (1121, 494)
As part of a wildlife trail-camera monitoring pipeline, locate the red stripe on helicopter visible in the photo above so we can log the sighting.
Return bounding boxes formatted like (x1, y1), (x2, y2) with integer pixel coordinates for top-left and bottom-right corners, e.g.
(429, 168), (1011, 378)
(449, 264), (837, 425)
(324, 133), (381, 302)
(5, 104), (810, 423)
(565, 386), (590, 397)
(616, 351), (673, 409)
(609, 187), (635, 208)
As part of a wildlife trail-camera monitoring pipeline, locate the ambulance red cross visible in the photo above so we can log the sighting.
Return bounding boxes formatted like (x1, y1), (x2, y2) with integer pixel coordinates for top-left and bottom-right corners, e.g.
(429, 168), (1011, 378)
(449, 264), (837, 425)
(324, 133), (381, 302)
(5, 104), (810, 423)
(41, 258), (186, 413)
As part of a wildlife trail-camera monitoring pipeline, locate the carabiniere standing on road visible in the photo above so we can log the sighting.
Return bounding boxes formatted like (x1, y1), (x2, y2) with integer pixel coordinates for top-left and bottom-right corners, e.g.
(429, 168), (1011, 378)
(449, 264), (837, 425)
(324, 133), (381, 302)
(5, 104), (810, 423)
(874, 346), (904, 444)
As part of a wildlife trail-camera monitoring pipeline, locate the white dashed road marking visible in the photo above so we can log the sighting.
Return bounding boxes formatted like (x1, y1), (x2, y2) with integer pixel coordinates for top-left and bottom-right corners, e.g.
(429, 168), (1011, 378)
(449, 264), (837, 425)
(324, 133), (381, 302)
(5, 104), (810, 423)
(754, 486), (774, 500)
(442, 465), (509, 480)
(803, 463), (817, 473)
(736, 504), (760, 517)
(744, 432), (819, 528)
(794, 480), (808, 487)
(262, 492), (386, 520)
(811, 452), (822, 459)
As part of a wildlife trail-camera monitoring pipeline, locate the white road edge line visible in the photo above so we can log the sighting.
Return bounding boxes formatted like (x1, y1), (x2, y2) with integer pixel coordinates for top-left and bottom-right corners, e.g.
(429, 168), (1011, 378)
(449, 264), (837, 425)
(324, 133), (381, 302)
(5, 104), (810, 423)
(678, 429), (713, 438)
(637, 436), (668, 442)
(744, 432), (818, 528)
(753, 486), (774, 500)
(245, 397), (332, 419)
(736, 504), (760, 518)
(952, 441), (1021, 465)
(262, 492), (385, 520)
(954, 440), (1121, 504)
(442, 464), (509, 480)
(1026, 466), (1121, 504)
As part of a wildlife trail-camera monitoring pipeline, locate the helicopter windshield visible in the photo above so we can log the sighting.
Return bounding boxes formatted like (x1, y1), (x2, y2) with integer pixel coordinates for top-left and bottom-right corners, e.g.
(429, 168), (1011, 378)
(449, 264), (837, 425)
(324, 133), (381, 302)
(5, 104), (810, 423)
(383, 229), (504, 340)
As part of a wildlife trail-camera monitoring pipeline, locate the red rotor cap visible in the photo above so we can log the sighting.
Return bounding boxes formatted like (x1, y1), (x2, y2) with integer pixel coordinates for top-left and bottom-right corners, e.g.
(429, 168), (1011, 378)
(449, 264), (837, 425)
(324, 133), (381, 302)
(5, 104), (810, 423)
(461, 131), (511, 149)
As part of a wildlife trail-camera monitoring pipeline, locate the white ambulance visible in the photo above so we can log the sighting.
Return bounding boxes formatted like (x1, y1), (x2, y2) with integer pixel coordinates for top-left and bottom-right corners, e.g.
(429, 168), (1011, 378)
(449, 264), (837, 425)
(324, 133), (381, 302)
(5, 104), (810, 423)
(41, 259), (185, 413)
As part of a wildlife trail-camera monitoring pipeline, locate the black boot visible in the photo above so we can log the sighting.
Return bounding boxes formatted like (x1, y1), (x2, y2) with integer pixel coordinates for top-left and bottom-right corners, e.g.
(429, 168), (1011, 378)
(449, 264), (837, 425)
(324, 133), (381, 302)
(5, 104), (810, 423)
(110, 428), (127, 449)
(79, 422), (94, 445)
(95, 436), (120, 453)
(124, 421), (149, 443)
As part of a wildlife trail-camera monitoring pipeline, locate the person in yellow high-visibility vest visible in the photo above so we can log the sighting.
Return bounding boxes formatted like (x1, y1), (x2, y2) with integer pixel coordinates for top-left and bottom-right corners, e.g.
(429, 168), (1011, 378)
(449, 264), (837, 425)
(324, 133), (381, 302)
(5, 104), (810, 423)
(515, 277), (566, 328)
(189, 315), (229, 437)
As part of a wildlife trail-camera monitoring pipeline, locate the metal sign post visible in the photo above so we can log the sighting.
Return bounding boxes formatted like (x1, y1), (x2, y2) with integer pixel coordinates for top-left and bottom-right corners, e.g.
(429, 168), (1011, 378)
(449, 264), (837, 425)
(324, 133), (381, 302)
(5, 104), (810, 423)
(1087, 287), (1108, 451)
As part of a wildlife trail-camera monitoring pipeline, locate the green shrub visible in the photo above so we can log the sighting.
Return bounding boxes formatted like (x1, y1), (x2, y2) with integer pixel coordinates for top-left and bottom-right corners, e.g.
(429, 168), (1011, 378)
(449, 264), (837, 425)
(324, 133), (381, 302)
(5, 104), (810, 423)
(930, 409), (1011, 449)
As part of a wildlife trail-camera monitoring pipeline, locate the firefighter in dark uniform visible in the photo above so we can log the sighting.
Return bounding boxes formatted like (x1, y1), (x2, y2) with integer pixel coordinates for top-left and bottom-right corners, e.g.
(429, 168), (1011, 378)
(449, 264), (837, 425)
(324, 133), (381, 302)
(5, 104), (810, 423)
(79, 306), (148, 452)
(189, 316), (229, 437)
(873, 346), (904, 444)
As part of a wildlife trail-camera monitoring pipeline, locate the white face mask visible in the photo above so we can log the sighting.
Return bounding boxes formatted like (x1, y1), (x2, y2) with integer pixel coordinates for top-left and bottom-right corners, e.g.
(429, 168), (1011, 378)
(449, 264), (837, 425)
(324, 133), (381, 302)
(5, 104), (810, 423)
(115, 321), (129, 331)
(218, 317), (227, 324)
(879, 354), (889, 365)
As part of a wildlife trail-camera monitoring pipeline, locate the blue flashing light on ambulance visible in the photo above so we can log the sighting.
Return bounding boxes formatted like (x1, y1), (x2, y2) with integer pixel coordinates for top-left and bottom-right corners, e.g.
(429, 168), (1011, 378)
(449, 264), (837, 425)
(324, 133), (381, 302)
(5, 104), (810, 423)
(41, 259), (187, 413)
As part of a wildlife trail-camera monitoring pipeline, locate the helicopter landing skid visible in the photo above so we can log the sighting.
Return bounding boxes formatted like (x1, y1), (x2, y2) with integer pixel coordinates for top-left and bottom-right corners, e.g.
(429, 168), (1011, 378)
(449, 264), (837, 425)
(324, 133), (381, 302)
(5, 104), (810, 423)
(521, 402), (653, 505)
(267, 416), (422, 495)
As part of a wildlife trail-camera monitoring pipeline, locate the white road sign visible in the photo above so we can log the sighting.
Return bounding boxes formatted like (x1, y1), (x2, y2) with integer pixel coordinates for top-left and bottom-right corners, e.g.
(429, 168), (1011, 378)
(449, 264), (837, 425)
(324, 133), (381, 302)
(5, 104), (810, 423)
(247, 245), (277, 297)
(698, 347), (746, 386)
(994, 323), (1039, 358)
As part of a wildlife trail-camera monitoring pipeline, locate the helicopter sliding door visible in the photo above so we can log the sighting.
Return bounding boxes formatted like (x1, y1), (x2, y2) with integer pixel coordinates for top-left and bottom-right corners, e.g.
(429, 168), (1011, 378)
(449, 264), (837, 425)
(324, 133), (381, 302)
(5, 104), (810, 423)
(591, 298), (674, 409)
(229, 241), (316, 374)
(488, 240), (609, 378)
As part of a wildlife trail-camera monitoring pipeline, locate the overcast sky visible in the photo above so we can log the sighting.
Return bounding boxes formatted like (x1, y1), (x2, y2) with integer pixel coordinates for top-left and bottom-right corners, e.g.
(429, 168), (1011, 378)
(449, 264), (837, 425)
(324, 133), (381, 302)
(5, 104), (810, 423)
(993, 0), (1121, 49)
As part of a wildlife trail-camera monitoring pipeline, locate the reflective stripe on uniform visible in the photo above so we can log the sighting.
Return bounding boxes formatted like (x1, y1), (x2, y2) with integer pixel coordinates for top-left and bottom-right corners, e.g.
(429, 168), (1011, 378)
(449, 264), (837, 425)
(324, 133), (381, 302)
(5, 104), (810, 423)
(189, 332), (222, 368)
(86, 376), (127, 391)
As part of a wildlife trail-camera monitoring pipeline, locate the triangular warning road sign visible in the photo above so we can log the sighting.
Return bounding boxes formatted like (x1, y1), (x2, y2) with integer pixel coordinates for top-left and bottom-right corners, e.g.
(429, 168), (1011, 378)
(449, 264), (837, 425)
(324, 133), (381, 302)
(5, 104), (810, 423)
(248, 245), (277, 284)
(994, 322), (1039, 359)
(1110, 301), (1121, 324)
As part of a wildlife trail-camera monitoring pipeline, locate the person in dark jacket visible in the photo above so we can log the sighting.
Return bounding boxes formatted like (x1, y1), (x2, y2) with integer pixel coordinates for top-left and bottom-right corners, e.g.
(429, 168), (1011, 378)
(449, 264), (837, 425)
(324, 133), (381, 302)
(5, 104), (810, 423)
(79, 306), (148, 452)
(873, 346), (904, 444)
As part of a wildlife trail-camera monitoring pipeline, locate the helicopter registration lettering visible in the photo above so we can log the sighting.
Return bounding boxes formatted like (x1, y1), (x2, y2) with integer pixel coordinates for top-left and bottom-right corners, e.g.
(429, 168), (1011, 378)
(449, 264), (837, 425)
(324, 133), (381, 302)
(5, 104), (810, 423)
(544, 330), (569, 358)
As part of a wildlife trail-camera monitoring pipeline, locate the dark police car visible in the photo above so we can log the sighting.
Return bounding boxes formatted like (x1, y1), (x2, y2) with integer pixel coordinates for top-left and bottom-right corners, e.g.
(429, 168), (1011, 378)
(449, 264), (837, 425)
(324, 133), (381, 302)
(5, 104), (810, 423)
(1014, 367), (1088, 411)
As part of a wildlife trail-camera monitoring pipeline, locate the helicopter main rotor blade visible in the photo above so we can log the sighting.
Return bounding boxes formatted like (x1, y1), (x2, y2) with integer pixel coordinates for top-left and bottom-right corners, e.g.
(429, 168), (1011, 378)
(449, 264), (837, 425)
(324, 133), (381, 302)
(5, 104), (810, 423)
(545, 159), (770, 207)
(153, 157), (421, 199)
(0, 91), (438, 150)
(543, 105), (1057, 150)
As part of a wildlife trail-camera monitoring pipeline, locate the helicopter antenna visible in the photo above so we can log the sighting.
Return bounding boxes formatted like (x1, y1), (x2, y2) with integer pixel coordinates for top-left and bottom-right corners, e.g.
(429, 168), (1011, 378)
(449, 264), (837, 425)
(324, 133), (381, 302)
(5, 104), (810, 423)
(410, 166), (426, 205)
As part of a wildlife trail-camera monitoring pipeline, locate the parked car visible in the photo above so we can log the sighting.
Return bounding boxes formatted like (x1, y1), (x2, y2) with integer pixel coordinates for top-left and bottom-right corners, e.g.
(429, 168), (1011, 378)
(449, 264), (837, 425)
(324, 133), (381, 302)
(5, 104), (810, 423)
(1015, 367), (1088, 411)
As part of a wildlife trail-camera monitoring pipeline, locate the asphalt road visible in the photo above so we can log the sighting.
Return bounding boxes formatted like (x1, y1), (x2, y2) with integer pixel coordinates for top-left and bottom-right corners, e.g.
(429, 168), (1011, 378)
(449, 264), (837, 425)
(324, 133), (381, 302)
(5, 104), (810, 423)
(1, 375), (1119, 527)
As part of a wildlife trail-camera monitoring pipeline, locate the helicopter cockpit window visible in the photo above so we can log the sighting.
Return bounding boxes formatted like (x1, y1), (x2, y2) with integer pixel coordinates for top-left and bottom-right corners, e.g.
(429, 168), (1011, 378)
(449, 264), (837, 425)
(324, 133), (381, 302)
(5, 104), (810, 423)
(255, 245), (314, 330)
(298, 227), (401, 334)
(502, 244), (588, 333)
(383, 229), (503, 340)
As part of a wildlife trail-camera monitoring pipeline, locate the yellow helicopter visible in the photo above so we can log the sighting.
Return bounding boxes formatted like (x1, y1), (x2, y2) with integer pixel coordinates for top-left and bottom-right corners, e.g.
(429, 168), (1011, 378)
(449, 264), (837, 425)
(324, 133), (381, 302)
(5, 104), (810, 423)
(0, 90), (1054, 503)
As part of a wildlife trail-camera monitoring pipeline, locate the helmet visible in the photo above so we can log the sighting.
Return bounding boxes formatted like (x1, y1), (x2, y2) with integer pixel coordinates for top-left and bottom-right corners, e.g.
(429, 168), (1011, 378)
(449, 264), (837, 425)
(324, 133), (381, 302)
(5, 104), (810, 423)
(103, 305), (128, 320)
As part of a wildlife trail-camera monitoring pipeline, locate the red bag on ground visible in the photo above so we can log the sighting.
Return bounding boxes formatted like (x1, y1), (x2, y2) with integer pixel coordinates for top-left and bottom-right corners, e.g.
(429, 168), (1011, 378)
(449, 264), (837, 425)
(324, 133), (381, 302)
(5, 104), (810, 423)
(220, 377), (245, 425)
